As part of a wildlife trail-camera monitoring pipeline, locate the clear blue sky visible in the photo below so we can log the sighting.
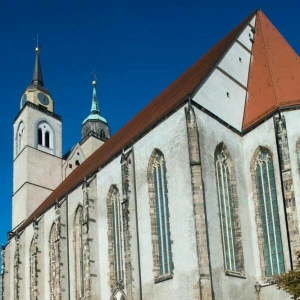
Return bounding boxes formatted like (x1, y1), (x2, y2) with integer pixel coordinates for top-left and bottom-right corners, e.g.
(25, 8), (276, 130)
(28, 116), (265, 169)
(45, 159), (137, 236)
(0, 0), (299, 247)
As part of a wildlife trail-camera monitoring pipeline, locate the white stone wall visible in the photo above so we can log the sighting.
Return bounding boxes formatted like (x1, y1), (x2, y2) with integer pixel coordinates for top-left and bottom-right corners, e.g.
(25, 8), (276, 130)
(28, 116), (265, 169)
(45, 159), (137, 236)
(195, 107), (291, 299)
(282, 110), (300, 233)
(193, 16), (255, 131)
(97, 155), (123, 299)
(5, 100), (300, 300)
(133, 108), (199, 299)
(12, 105), (63, 227)
(13, 105), (62, 159)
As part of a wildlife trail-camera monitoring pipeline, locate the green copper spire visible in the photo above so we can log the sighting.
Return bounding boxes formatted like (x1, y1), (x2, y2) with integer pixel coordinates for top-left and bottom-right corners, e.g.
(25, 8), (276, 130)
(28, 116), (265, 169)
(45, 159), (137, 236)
(82, 80), (107, 125)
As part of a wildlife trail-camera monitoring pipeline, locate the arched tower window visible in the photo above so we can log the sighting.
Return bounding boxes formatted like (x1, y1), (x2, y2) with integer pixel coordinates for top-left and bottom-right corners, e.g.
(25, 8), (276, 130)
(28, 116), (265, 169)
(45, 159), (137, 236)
(37, 121), (54, 150)
(215, 144), (244, 273)
(45, 131), (50, 148)
(17, 122), (25, 154)
(74, 206), (84, 299)
(148, 150), (173, 278)
(49, 224), (58, 300)
(254, 149), (285, 277)
(38, 128), (42, 145)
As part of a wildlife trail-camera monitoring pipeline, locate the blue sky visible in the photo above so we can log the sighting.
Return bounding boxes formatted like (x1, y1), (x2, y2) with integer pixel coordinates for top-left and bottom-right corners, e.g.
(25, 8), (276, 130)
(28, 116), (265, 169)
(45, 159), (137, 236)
(0, 0), (299, 247)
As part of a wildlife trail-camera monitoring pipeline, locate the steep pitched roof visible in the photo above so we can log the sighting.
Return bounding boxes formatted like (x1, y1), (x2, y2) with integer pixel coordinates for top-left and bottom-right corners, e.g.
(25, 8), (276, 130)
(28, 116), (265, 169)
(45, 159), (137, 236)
(16, 10), (257, 233)
(243, 11), (300, 129)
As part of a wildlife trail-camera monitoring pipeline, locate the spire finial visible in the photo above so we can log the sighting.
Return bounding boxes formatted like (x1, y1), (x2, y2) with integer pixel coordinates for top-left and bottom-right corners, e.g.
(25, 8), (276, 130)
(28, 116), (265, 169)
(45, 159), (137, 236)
(82, 71), (107, 126)
(31, 35), (43, 86)
(92, 69), (97, 86)
(90, 70), (99, 114)
(35, 34), (39, 53)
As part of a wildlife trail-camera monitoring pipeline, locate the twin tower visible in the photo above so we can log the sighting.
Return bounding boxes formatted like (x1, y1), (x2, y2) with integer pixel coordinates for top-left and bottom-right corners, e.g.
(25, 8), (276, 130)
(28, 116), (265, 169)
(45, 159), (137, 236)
(12, 47), (110, 228)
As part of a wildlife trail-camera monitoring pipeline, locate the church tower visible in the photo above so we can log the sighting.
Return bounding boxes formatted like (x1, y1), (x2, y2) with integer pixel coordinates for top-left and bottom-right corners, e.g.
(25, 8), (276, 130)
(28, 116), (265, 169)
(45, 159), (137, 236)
(12, 47), (62, 228)
(80, 79), (110, 158)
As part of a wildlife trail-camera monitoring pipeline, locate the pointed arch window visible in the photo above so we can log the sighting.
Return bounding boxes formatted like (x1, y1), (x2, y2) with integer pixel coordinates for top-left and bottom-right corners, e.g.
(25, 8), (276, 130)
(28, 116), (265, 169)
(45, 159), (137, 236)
(49, 224), (58, 300)
(297, 140), (300, 170)
(14, 242), (20, 300)
(255, 150), (285, 277)
(74, 206), (85, 299)
(29, 239), (37, 300)
(148, 151), (173, 277)
(111, 188), (123, 282)
(215, 146), (244, 273)
(17, 122), (25, 154)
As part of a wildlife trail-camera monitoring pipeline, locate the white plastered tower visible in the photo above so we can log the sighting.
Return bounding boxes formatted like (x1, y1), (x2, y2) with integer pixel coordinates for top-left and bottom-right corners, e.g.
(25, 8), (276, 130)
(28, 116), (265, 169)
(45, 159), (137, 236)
(12, 47), (63, 228)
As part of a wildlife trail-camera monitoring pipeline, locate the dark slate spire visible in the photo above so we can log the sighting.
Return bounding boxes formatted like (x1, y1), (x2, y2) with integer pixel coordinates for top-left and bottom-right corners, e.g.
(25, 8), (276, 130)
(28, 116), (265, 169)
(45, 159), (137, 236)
(31, 47), (43, 86)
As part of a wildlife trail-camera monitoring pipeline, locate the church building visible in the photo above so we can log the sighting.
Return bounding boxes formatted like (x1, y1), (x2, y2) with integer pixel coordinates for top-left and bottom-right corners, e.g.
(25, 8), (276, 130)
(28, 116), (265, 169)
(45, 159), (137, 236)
(2, 9), (300, 299)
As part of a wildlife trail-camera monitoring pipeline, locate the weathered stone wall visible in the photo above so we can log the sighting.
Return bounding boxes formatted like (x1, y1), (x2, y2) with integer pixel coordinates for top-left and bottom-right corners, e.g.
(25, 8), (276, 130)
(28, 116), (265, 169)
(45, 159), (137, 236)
(185, 103), (212, 300)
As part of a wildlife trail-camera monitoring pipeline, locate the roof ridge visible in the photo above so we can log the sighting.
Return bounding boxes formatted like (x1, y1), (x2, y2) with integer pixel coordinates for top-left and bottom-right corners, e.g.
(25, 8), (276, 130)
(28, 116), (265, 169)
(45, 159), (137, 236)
(259, 12), (279, 106)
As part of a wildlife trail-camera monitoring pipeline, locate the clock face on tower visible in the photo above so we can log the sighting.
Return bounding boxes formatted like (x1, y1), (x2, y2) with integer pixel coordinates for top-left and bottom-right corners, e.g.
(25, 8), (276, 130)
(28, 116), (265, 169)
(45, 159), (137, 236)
(37, 92), (49, 106)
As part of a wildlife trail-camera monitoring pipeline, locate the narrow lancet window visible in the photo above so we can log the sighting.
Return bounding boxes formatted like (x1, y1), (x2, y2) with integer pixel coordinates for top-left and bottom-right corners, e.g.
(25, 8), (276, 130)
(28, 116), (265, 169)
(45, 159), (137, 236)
(49, 224), (58, 300)
(255, 150), (285, 276)
(74, 206), (84, 299)
(111, 188), (123, 282)
(17, 122), (25, 154)
(215, 147), (243, 272)
(29, 239), (36, 300)
(150, 151), (173, 276)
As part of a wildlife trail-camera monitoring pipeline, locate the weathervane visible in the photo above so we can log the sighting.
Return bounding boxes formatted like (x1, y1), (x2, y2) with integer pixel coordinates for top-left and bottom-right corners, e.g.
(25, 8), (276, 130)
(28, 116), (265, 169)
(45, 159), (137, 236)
(91, 69), (97, 86)
(33, 34), (41, 52)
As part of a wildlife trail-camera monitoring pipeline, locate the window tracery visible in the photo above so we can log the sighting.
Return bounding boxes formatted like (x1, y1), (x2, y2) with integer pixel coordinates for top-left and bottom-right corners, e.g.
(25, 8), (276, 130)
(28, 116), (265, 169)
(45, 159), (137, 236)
(112, 188), (123, 283)
(74, 206), (84, 299)
(148, 150), (173, 280)
(29, 239), (37, 300)
(215, 147), (242, 272)
(254, 150), (285, 277)
(49, 224), (58, 300)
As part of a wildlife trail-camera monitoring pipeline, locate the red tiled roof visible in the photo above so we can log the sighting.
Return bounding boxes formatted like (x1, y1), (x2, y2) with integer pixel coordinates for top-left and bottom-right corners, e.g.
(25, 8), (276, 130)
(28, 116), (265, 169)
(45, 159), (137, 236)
(16, 10), (255, 233)
(243, 11), (300, 129)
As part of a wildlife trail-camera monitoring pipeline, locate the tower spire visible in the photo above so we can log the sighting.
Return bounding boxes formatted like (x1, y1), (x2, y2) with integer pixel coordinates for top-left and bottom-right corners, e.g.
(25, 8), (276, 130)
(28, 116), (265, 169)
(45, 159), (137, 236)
(91, 79), (100, 115)
(82, 78), (107, 125)
(31, 46), (44, 87)
(81, 77), (110, 141)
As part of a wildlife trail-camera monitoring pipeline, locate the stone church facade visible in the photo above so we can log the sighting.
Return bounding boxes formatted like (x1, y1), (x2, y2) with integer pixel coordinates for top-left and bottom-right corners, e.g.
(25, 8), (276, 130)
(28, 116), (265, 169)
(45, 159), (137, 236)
(2, 9), (300, 299)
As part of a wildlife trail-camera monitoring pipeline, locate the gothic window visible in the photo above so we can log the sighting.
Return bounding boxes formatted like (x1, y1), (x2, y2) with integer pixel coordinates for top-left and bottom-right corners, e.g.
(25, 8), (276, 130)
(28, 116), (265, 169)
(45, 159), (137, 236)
(74, 206), (84, 300)
(148, 150), (173, 278)
(297, 140), (300, 170)
(14, 243), (20, 300)
(29, 239), (37, 300)
(112, 188), (123, 282)
(107, 186), (124, 288)
(17, 122), (25, 154)
(215, 145), (244, 273)
(49, 224), (58, 300)
(255, 150), (285, 277)
(37, 121), (53, 150)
